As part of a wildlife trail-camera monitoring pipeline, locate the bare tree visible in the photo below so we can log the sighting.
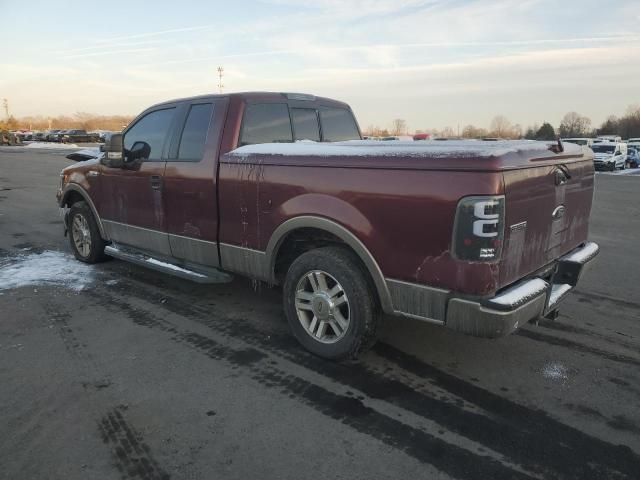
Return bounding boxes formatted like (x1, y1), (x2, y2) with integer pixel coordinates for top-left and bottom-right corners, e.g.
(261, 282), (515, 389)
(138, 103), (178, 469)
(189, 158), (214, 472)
(391, 118), (407, 136)
(440, 126), (456, 138)
(512, 123), (523, 139)
(490, 115), (512, 138)
(462, 125), (488, 138)
(558, 112), (591, 137)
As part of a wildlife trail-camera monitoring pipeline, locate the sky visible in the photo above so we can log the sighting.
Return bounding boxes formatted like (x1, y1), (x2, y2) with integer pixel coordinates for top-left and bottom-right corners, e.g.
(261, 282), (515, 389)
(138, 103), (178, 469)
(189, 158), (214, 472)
(1, 0), (639, 131)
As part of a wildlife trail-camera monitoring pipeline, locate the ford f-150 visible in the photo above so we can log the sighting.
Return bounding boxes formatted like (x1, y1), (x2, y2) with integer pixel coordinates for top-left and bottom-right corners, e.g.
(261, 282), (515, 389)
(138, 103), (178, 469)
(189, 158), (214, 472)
(56, 92), (599, 359)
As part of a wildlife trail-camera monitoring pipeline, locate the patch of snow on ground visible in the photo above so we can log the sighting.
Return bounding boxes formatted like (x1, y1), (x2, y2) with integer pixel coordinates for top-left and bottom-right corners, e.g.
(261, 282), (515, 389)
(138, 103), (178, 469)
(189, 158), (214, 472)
(24, 142), (80, 149)
(542, 362), (569, 381)
(0, 250), (94, 292)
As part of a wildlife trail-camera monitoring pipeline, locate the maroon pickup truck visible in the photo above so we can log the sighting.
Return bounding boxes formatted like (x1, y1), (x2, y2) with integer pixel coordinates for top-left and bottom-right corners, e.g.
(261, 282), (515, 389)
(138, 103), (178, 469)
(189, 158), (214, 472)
(57, 92), (599, 359)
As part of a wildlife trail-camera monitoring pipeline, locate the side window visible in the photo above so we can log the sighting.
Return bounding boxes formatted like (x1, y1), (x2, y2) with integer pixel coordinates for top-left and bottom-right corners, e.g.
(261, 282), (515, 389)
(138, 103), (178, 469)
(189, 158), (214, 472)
(176, 103), (213, 161)
(124, 108), (175, 161)
(291, 108), (320, 142)
(319, 108), (360, 142)
(240, 103), (292, 146)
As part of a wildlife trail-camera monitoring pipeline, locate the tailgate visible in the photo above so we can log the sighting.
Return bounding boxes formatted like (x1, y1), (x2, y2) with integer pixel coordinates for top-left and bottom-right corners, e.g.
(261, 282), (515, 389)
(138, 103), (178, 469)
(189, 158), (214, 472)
(499, 158), (595, 289)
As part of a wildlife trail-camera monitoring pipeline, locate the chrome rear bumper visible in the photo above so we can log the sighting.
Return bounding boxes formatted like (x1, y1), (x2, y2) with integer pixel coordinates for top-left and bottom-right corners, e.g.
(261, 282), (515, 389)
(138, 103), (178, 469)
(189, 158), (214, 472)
(445, 242), (599, 338)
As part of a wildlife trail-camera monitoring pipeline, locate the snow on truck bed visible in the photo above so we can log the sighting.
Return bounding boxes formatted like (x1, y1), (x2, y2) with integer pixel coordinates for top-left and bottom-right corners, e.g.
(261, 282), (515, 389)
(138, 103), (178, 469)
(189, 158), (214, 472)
(228, 139), (583, 159)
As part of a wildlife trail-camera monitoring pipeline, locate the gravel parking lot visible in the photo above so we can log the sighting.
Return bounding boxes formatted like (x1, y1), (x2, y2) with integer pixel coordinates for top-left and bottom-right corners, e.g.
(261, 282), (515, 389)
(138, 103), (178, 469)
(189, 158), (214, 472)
(1, 146), (639, 480)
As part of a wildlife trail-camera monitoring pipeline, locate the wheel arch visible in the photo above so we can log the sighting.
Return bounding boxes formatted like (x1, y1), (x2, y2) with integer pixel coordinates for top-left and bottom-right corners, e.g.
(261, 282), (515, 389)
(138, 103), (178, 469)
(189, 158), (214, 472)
(60, 184), (108, 239)
(266, 216), (393, 314)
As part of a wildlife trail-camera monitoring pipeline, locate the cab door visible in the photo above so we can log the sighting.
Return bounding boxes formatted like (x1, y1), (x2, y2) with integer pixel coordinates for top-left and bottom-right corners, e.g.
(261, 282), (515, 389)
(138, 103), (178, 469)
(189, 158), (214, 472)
(163, 97), (227, 267)
(98, 105), (178, 256)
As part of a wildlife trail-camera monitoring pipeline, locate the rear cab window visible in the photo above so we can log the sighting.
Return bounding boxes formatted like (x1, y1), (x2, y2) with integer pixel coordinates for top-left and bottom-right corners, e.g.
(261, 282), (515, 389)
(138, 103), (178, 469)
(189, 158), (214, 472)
(291, 108), (320, 142)
(240, 104), (292, 146)
(238, 100), (361, 147)
(319, 107), (360, 142)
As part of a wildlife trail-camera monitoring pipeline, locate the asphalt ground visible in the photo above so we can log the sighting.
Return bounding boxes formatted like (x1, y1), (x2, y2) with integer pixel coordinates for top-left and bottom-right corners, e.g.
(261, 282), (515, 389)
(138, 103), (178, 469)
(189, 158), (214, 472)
(1, 145), (639, 480)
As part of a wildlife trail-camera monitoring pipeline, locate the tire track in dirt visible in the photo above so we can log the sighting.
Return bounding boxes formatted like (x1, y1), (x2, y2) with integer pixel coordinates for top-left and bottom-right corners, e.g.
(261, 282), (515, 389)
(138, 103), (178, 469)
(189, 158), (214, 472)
(40, 299), (170, 479)
(86, 279), (640, 480)
(98, 405), (170, 480)
(86, 287), (537, 480)
(516, 328), (640, 367)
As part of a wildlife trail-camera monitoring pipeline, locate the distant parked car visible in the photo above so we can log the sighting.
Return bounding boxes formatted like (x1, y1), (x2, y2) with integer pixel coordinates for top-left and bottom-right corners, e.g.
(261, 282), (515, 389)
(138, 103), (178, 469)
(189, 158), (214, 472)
(46, 129), (64, 142)
(32, 131), (48, 142)
(562, 138), (593, 147)
(14, 130), (33, 141)
(413, 133), (432, 141)
(381, 135), (413, 141)
(627, 148), (639, 168)
(592, 142), (627, 171)
(60, 129), (100, 143)
(0, 130), (23, 146)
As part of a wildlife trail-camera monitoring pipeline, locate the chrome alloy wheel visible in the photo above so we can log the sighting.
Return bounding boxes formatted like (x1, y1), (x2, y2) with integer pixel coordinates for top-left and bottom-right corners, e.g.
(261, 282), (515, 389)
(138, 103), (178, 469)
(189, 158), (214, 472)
(71, 213), (91, 258)
(295, 270), (350, 344)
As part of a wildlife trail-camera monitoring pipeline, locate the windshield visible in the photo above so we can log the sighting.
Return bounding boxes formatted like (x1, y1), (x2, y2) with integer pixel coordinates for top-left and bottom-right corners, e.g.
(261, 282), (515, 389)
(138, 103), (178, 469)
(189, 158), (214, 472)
(564, 139), (588, 145)
(592, 145), (615, 153)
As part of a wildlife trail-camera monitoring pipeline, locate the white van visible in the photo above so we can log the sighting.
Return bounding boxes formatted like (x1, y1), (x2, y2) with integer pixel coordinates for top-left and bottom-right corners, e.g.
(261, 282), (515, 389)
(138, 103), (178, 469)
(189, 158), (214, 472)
(594, 135), (622, 144)
(627, 138), (640, 149)
(592, 141), (627, 171)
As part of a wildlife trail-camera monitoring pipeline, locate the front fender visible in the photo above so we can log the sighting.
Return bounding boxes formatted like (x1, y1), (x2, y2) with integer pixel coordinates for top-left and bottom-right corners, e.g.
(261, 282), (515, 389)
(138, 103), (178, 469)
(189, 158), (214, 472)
(59, 183), (108, 239)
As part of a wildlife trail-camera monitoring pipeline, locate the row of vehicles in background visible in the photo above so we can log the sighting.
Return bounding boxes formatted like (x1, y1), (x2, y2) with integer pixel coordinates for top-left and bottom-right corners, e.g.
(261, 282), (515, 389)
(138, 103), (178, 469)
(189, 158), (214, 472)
(8, 129), (116, 143)
(562, 136), (640, 171)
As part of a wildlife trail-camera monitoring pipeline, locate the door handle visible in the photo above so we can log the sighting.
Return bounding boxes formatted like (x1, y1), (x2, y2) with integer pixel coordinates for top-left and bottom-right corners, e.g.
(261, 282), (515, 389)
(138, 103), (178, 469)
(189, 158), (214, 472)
(150, 175), (162, 190)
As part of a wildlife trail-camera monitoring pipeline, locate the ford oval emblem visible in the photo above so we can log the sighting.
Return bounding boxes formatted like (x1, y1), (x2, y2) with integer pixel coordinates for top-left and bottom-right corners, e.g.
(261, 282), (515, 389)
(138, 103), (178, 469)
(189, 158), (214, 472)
(552, 205), (566, 220)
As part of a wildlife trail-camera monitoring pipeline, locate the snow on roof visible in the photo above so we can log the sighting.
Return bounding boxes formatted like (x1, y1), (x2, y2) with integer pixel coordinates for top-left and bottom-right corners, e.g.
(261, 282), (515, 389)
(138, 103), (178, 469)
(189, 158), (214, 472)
(228, 139), (582, 159)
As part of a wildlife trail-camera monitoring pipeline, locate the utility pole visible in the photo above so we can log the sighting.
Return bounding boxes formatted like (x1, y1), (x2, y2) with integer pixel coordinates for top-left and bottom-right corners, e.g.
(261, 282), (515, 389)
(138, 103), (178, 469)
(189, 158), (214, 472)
(217, 66), (224, 94)
(2, 98), (8, 119)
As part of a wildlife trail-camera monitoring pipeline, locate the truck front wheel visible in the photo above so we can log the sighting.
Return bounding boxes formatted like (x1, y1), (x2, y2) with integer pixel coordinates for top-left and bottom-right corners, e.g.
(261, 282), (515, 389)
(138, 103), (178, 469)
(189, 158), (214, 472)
(67, 201), (108, 263)
(283, 246), (381, 360)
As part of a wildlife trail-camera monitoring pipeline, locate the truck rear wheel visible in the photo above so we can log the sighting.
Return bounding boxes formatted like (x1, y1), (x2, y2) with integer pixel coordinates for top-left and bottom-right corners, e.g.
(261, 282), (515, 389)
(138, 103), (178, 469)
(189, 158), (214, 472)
(283, 246), (381, 360)
(68, 201), (108, 263)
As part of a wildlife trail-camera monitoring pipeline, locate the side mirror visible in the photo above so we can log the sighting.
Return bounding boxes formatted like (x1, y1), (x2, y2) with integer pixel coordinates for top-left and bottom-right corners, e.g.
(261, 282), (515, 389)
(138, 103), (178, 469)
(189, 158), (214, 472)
(100, 133), (124, 168)
(126, 141), (151, 163)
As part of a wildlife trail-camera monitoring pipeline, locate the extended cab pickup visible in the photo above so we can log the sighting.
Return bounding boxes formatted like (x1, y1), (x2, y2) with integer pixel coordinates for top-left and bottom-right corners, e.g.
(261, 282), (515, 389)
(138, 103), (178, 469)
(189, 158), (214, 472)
(56, 129), (100, 144)
(57, 92), (599, 359)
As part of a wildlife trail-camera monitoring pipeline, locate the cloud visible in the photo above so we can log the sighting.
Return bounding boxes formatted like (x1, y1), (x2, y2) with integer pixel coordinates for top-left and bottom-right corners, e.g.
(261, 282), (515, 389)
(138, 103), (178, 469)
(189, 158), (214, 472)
(60, 47), (158, 60)
(92, 25), (214, 44)
(3, 0), (639, 129)
(54, 39), (168, 54)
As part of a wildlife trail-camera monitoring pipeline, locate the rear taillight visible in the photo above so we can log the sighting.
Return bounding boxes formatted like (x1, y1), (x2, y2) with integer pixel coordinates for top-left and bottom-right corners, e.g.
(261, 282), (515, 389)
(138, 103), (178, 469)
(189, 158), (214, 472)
(453, 195), (505, 262)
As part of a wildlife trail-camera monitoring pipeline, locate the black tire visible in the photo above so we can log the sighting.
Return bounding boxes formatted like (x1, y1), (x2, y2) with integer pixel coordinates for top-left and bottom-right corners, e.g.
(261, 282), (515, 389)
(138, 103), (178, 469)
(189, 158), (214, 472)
(283, 246), (381, 360)
(67, 201), (108, 263)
